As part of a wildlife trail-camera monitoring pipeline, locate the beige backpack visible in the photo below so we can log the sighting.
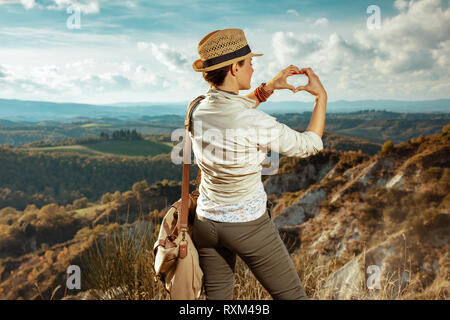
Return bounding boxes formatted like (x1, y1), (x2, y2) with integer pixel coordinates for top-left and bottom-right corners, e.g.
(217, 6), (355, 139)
(153, 95), (205, 300)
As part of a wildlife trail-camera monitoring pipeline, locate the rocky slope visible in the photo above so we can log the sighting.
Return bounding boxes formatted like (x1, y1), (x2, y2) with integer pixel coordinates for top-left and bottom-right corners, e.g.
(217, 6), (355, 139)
(264, 126), (449, 299)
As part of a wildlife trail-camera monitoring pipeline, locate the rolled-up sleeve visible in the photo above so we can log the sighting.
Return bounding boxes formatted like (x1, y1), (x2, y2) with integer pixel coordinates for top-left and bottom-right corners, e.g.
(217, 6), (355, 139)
(244, 109), (324, 158)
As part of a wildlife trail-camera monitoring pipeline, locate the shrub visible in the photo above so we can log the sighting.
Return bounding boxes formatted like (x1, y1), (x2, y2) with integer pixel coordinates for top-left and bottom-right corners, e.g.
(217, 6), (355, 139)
(423, 167), (443, 182)
(439, 193), (450, 209)
(380, 141), (395, 155)
(412, 135), (425, 145)
(412, 191), (442, 208)
(20, 221), (36, 236)
(410, 208), (443, 240)
(101, 192), (114, 204)
(73, 226), (92, 241)
(383, 206), (407, 224)
(439, 168), (450, 188)
(356, 205), (382, 230)
(122, 190), (135, 198)
(73, 197), (88, 209)
(112, 191), (122, 201)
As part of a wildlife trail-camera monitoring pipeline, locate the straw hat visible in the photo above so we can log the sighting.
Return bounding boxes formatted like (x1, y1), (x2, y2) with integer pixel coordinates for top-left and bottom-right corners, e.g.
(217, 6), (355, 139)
(192, 28), (263, 72)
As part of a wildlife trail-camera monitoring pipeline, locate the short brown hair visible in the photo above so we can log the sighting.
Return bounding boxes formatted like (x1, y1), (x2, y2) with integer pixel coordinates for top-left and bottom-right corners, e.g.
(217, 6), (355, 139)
(202, 59), (245, 87)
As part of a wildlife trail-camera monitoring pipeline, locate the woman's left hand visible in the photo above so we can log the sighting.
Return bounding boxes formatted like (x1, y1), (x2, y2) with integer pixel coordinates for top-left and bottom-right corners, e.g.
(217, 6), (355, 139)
(265, 65), (302, 93)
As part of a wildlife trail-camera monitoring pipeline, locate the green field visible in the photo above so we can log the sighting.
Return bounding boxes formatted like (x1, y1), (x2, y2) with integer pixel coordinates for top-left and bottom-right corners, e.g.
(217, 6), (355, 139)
(26, 139), (172, 157)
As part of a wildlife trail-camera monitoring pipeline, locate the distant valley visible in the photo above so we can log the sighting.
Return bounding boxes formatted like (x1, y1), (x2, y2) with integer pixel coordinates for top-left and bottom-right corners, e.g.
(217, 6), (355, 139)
(0, 98), (449, 121)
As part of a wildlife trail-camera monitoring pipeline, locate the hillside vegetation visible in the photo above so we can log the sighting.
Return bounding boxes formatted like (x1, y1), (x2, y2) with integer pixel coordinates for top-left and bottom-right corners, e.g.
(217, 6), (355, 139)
(0, 148), (198, 210)
(0, 124), (379, 211)
(0, 125), (448, 300)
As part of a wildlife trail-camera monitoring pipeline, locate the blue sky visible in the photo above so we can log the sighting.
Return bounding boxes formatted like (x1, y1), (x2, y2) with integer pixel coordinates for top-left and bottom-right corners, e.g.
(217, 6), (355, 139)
(0, 0), (449, 104)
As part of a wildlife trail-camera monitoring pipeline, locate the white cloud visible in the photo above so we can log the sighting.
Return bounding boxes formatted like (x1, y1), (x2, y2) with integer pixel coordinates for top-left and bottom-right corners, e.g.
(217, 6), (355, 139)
(271, 0), (449, 79)
(0, 65), (7, 78)
(271, 31), (323, 66)
(270, 31), (369, 75)
(20, 0), (35, 9)
(313, 17), (329, 27)
(432, 39), (450, 68)
(138, 42), (190, 73)
(46, 0), (100, 14)
(354, 0), (450, 74)
(0, 0), (37, 9)
(287, 9), (300, 17)
(394, 0), (409, 11)
(0, 0), (448, 102)
(137, 42), (151, 51)
(258, 0), (449, 101)
(0, 58), (173, 102)
(0, 0), (101, 14)
(133, 64), (168, 87)
(0, 27), (131, 47)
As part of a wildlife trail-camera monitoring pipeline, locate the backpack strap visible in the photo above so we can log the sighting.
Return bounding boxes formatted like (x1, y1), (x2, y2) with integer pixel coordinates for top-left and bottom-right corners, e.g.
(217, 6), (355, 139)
(179, 95), (205, 255)
(186, 95), (205, 189)
(184, 95), (205, 133)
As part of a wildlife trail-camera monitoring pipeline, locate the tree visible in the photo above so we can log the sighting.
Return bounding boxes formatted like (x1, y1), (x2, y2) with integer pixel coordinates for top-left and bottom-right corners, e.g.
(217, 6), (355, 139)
(132, 180), (149, 193)
(100, 132), (109, 139)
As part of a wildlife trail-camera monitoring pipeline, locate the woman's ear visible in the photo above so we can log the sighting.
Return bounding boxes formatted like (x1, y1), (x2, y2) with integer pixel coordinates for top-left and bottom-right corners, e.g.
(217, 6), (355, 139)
(230, 62), (238, 77)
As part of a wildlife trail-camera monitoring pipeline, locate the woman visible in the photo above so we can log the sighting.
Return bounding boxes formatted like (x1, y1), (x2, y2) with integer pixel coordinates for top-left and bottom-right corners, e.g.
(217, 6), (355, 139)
(190, 28), (327, 300)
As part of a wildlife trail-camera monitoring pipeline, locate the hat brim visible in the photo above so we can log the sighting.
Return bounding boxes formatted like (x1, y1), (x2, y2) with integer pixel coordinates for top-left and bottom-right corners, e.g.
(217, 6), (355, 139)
(192, 52), (263, 72)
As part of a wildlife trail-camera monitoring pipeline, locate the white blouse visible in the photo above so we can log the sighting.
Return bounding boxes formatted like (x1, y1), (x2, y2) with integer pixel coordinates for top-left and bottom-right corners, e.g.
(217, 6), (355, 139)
(191, 86), (323, 223)
(196, 182), (267, 222)
(189, 86), (323, 205)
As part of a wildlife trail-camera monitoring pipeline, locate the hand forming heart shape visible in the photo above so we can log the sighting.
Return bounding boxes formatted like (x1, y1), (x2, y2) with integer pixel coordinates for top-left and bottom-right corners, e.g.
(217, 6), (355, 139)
(268, 65), (326, 97)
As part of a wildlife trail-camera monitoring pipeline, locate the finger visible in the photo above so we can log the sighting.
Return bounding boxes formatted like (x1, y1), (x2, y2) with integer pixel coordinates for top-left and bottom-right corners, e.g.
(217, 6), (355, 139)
(307, 68), (317, 77)
(287, 68), (303, 77)
(285, 66), (298, 74)
(295, 85), (307, 92)
(283, 70), (298, 80)
(287, 85), (296, 93)
(288, 65), (301, 74)
(285, 65), (299, 73)
(299, 68), (313, 76)
(298, 68), (308, 76)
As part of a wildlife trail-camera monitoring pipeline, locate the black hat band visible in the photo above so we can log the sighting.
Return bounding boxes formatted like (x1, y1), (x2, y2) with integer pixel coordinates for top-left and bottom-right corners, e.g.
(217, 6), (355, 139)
(202, 45), (251, 69)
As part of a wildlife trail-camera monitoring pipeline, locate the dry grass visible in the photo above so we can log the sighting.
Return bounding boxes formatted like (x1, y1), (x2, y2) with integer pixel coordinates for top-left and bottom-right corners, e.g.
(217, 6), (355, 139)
(79, 129), (450, 300)
(79, 219), (448, 300)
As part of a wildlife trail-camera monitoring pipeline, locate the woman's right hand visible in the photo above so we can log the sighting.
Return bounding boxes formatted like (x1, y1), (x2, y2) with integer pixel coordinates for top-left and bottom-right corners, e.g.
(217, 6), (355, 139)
(295, 68), (326, 97)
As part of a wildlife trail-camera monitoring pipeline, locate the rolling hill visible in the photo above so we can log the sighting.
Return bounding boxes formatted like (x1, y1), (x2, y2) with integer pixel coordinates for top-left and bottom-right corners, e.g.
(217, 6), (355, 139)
(0, 125), (448, 299)
(0, 97), (449, 122)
